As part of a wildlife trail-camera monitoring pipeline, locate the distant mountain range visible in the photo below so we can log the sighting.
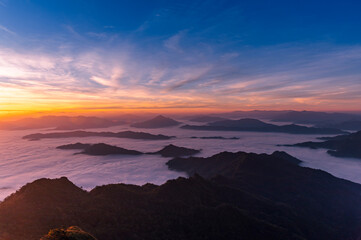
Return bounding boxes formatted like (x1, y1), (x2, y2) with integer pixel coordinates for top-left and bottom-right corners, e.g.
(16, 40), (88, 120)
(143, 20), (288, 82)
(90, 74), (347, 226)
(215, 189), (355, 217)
(211, 110), (291, 119)
(131, 115), (181, 128)
(1, 150), (360, 240)
(210, 110), (361, 121)
(270, 110), (361, 125)
(282, 130), (361, 159)
(182, 118), (345, 134)
(208, 110), (361, 128)
(23, 130), (173, 141)
(190, 136), (240, 140)
(188, 115), (229, 123)
(1, 111), (360, 131)
(57, 143), (201, 157)
(315, 120), (361, 131)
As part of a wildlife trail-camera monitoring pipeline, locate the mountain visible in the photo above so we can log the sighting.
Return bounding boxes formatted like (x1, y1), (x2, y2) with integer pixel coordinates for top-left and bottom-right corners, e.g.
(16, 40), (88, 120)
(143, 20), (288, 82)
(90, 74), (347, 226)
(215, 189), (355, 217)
(188, 115), (229, 123)
(0, 115), (124, 131)
(150, 144), (201, 157)
(0, 176), (295, 240)
(131, 115), (181, 128)
(182, 118), (345, 134)
(57, 143), (199, 157)
(209, 118), (271, 128)
(57, 143), (92, 150)
(167, 151), (304, 178)
(41, 226), (97, 240)
(58, 143), (142, 156)
(212, 110), (291, 119)
(282, 130), (361, 159)
(166, 151), (361, 239)
(0, 151), (360, 240)
(316, 120), (361, 131)
(190, 136), (239, 140)
(185, 110), (361, 125)
(23, 130), (173, 141)
(271, 110), (361, 124)
(79, 143), (142, 156)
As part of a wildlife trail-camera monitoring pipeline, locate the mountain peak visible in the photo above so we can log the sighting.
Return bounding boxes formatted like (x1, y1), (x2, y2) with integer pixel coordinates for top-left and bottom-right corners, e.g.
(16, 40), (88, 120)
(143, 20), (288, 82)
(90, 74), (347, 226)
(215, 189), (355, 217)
(154, 115), (168, 119)
(154, 144), (201, 157)
(131, 115), (181, 128)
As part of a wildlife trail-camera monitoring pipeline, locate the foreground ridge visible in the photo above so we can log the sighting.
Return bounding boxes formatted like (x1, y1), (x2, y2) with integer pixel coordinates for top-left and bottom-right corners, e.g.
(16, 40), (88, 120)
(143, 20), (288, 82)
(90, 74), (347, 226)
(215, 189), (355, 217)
(0, 151), (360, 240)
(41, 226), (97, 240)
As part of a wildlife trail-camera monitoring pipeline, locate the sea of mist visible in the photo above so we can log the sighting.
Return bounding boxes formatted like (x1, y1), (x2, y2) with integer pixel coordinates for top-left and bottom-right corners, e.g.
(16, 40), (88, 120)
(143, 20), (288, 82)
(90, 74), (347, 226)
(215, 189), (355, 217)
(0, 123), (360, 200)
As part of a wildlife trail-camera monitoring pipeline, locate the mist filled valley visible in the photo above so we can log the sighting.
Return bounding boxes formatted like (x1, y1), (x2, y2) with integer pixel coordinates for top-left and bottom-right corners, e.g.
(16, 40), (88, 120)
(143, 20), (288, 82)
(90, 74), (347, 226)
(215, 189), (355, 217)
(0, 111), (361, 240)
(1, 115), (361, 202)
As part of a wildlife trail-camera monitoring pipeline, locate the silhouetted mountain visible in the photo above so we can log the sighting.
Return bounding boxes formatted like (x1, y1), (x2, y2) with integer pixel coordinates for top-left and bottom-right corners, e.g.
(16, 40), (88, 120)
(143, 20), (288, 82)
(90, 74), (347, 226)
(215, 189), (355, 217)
(0, 151), (360, 240)
(131, 115), (181, 128)
(182, 118), (345, 134)
(80, 143), (142, 156)
(271, 150), (303, 165)
(167, 151), (303, 178)
(209, 118), (270, 127)
(0, 116), (124, 131)
(271, 110), (361, 124)
(58, 143), (199, 157)
(57, 143), (92, 150)
(188, 115), (229, 123)
(23, 130), (173, 141)
(167, 151), (361, 239)
(282, 130), (361, 159)
(41, 226), (97, 240)
(0, 176), (294, 240)
(316, 120), (361, 131)
(190, 136), (239, 140)
(212, 110), (291, 119)
(151, 144), (201, 157)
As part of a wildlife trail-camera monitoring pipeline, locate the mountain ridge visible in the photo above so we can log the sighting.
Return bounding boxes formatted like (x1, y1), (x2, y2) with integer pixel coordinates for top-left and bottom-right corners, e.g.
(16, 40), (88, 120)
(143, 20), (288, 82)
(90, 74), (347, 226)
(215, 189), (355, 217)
(0, 150), (360, 240)
(182, 118), (345, 134)
(282, 130), (361, 159)
(57, 143), (201, 157)
(131, 115), (181, 128)
(23, 130), (174, 141)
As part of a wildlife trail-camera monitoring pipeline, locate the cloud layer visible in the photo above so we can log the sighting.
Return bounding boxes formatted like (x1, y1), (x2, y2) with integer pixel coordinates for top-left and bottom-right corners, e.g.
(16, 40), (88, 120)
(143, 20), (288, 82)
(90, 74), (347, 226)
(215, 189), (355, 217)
(0, 0), (361, 115)
(1, 40), (360, 114)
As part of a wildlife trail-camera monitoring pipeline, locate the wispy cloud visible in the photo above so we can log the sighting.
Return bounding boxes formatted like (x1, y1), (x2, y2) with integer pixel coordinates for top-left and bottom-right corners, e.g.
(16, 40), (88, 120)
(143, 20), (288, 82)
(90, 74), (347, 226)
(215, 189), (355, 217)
(0, 24), (15, 35)
(164, 31), (186, 52)
(1, 29), (361, 112)
(164, 66), (212, 91)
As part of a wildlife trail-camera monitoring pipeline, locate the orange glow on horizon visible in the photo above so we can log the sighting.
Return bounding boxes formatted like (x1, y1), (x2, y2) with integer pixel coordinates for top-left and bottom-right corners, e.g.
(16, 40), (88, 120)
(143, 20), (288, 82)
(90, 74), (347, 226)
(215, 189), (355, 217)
(1, 45), (360, 121)
(1, 101), (360, 121)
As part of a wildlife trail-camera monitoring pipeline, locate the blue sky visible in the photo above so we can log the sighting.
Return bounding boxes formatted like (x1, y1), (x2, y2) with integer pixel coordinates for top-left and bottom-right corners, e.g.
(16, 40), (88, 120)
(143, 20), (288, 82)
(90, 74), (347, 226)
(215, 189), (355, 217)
(0, 0), (361, 114)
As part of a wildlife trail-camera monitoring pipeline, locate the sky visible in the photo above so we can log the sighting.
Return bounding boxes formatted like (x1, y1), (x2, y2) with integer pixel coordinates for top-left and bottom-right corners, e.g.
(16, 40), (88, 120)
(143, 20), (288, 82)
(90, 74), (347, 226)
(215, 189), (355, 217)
(0, 0), (361, 118)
